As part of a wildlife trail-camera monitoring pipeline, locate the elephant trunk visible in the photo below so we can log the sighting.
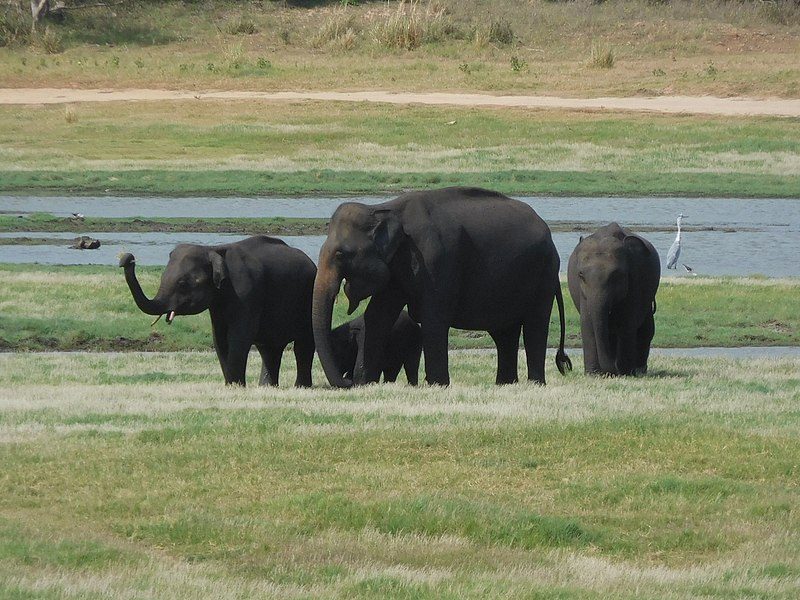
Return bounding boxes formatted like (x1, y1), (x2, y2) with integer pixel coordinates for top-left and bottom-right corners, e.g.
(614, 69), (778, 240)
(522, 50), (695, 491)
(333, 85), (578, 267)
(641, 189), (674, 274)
(312, 260), (352, 388)
(591, 303), (618, 375)
(119, 253), (166, 316)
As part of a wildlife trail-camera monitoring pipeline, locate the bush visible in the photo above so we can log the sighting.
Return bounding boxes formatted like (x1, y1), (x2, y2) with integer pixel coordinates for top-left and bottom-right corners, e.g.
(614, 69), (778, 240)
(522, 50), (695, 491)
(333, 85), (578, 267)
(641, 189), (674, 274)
(0, 8), (30, 47)
(224, 17), (257, 35)
(373, 0), (457, 50)
(589, 41), (614, 68)
(35, 26), (64, 54)
(489, 18), (514, 45)
(311, 11), (360, 49)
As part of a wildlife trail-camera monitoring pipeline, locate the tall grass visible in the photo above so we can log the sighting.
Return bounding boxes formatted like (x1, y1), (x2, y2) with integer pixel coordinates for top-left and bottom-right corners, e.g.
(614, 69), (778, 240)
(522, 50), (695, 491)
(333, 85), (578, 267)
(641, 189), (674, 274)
(373, 0), (458, 50)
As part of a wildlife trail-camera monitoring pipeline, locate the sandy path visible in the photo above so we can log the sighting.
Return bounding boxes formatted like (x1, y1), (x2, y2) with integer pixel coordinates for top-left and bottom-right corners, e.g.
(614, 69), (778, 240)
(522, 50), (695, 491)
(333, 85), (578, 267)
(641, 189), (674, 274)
(2, 88), (800, 117)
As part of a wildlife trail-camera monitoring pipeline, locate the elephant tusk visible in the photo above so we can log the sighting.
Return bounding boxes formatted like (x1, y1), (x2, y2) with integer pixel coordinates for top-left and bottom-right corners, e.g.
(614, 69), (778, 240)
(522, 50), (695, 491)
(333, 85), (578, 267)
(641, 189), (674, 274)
(166, 311), (176, 325)
(150, 314), (162, 326)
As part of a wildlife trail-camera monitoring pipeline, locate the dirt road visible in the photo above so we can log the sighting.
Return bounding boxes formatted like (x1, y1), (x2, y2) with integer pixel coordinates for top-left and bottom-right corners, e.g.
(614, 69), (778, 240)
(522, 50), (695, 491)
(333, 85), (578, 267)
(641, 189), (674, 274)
(2, 88), (800, 117)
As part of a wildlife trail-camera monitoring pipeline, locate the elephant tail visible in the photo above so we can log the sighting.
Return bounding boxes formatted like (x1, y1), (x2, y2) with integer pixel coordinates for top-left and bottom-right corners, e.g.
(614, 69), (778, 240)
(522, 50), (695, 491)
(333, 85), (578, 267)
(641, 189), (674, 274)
(554, 283), (573, 376)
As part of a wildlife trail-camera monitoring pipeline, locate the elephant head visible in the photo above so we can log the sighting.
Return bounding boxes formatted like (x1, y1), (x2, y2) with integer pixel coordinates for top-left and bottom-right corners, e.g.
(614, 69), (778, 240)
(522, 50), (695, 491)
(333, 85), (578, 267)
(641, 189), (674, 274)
(119, 244), (227, 324)
(312, 203), (405, 388)
(570, 228), (652, 374)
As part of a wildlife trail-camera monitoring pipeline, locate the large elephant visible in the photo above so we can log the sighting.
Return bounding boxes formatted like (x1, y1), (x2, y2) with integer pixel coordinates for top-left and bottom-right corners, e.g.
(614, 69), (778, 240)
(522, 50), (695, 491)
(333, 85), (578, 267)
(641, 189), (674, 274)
(567, 223), (660, 376)
(330, 311), (422, 385)
(313, 186), (571, 387)
(120, 235), (316, 387)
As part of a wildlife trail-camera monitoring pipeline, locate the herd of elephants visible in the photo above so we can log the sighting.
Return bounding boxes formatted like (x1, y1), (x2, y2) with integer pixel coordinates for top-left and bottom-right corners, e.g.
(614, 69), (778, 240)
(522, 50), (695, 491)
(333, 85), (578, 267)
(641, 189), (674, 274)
(119, 186), (661, 388)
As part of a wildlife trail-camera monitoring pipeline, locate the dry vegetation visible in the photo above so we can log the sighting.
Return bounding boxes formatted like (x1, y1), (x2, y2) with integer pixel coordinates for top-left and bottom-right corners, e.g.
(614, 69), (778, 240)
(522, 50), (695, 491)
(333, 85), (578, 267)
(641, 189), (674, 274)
(1, 0), (798, 97)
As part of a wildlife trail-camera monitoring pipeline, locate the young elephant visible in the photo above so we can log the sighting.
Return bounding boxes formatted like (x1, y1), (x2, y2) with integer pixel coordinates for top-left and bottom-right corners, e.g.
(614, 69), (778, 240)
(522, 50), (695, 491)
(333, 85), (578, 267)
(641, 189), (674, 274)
(567, 223), (660, 376)
(120, 235), (316, 387)
(330, 311), (422, 385)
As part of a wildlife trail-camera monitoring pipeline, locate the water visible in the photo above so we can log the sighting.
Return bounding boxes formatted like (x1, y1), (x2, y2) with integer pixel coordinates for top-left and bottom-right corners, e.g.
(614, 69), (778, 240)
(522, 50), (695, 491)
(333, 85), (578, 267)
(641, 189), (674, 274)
(1, 195), (798, 276)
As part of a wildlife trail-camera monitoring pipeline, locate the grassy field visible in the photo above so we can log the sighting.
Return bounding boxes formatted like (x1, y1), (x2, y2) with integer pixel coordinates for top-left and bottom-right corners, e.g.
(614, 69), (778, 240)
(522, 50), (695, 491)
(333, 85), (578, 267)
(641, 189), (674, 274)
(1, 263), (798, 351)
(1, 0), (799, 98)
(1, 351), (799, 597)
(1, 101), (799, 197)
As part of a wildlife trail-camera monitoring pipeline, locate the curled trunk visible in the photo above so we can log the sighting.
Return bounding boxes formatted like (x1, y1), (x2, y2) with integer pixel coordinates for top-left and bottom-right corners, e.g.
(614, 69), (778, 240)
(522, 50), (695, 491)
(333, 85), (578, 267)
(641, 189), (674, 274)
(312, 263), (352, 388)
(120, 255), (166, 316)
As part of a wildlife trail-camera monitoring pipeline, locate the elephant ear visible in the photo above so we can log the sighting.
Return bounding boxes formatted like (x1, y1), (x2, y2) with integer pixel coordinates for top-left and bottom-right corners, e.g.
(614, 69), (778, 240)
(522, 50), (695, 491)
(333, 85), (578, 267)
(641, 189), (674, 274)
(623, 235), (651, 256)
(208, 250), (228, 289)
(371, 210), (405, 263)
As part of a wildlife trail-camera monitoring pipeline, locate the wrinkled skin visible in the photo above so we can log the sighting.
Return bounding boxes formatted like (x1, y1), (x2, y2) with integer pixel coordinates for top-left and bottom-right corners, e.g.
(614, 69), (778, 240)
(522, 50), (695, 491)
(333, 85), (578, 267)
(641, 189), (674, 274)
(120, 235), (315, 387)
(567, 223), (660, 376)
(330, 311), (422, 385)
(312, 186), (571, 387)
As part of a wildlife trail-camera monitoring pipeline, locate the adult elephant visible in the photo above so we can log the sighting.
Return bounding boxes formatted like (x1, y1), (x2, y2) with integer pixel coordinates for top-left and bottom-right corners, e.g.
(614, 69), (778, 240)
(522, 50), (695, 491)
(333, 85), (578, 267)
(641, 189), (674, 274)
(567, 223), (660, 376)
(330, 311), (422, 385)
(120, 235), (316, 387)
(313, 186), (572, 387)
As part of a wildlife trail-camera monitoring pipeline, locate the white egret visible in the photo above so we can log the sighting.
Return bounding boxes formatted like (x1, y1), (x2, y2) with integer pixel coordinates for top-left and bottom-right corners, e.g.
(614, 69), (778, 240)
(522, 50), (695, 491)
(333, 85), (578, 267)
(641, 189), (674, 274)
(666, 213), (686, 269)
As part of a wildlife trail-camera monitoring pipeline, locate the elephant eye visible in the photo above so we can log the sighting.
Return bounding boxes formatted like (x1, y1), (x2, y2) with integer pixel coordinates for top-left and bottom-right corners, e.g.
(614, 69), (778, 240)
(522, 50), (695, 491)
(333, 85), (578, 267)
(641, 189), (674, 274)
(578, 271), (585, 281)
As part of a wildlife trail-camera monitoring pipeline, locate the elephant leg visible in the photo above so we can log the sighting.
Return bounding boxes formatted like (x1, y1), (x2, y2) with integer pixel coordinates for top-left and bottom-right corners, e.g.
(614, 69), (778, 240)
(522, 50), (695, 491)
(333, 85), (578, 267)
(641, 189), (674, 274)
(403, 345), (421, 386)
(634, 313), (655, 375)
(489, 324), (521, 385)
(223, 318), (254, 387)
(360, 290), (406, 384)
(614, 329), (638, 376)
(422, 317), (450, 386)
(523, 294), (555, 385)
(210, 311), (232, 383)
(293, 334), (314, 388)
(256, 343), (282, 387)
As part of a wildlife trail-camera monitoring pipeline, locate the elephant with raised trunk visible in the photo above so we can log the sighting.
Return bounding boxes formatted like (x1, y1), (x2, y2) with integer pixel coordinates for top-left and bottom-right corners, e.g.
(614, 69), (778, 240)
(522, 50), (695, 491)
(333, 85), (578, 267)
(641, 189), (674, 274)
(330, 311), (422, 385)
(120, 235), (316, 387)
(567, 223), (660, 376)
(312, 186), (572, 387)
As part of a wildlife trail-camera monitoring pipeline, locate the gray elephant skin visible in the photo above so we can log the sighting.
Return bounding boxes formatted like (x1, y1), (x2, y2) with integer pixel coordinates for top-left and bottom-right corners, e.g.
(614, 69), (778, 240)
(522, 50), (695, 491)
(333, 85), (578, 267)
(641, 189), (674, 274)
(567, 223), (660, 376)
(330, 311), (422, 385)
(120, 235), (316, 387)
(312, 186), (572, 387)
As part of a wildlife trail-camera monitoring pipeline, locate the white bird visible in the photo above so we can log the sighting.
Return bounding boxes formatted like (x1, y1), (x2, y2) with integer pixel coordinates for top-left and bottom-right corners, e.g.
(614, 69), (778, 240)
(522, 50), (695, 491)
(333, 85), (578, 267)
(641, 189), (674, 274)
(71, 212), (84, 220)
(666, 213), (686, 269)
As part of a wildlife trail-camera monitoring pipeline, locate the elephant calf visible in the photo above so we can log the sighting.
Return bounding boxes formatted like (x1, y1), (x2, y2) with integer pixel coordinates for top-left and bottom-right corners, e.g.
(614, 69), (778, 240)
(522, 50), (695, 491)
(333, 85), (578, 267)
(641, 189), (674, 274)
(567, 223), (660, 376)
(120, 235), (316, 387)
(330, 311), (422, 385)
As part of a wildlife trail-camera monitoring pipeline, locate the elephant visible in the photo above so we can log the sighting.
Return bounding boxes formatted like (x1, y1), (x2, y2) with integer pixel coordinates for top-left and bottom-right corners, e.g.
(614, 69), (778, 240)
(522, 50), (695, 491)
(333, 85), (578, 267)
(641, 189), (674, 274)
(120, 235), (316, 387)
(330, 311), (422, 385)
(567, 222), (660, 376)
(312, 186), (572, 387)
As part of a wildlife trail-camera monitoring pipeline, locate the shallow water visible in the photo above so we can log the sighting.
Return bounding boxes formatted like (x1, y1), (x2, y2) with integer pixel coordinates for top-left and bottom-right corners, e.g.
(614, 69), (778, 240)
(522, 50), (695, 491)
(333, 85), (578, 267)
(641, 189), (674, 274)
(1, 195), (798, 276)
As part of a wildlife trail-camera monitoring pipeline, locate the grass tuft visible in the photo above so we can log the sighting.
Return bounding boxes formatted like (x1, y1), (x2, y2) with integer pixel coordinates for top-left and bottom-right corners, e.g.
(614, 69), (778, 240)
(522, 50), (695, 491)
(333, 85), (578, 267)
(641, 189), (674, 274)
(589, 40), (615, 69)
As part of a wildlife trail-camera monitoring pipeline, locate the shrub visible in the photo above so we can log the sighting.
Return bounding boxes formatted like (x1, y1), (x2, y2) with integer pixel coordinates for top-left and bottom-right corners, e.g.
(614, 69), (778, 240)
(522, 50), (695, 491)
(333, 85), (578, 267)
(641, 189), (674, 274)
(64, 105), (77, 124)
(0, 8), (29, 47)
(35, 26), (64, 54)
(489, 18), (514, 45)
(589, 41), (614, 68)
(311, 11), (360, 49)
(373, 0), (456, 50)
(224, 17), (257, 36)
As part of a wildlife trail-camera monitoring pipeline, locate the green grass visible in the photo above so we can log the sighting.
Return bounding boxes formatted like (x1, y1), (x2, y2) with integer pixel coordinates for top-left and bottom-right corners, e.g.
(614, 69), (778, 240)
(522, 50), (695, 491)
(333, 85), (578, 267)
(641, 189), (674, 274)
(0, 213), (329, 236)
(0, 263), (798, 351)
(0, 351), (799, 597)
(1, 101), (799, 197)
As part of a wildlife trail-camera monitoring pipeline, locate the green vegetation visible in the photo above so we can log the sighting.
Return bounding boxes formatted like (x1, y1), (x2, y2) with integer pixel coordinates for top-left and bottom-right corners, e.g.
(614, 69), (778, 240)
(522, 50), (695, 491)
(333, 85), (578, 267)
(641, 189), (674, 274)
(1, 0), (799, 97)
(1, 264), (797, 351)
(0, 213), (329, 235)
(1, 351), (799, 597)
(1, 101), (799, 197)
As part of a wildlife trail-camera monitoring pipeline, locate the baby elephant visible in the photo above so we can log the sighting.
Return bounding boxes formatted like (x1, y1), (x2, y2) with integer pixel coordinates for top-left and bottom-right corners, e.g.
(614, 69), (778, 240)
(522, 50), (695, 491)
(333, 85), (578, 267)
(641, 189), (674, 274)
(567, 223), (660, 376)
(120, 235), (316, 387)
(330, 311), (422, 385)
